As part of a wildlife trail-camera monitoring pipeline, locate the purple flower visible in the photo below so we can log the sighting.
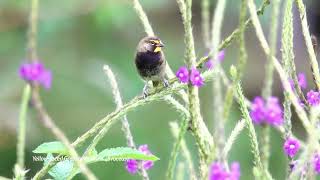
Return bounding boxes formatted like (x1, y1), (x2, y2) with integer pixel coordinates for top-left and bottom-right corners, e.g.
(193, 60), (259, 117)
(216, 50), (225, 62)
(125, 144), (154, 174)
(265, 97), (283, 126)
(283, 138), (300, 158)
(176, 66), (189, 83)
(313, 153), (320, 174)
(298, 73), (307, 89)
(250, 96), (283, 126)
(229, 162), (241, 180)
(250, 96), (265, 124)
(138, 144), (154, 170)
(289, 73), (307, 90)
(126, 159), (138, 174)
(205, 59), (214, 69)
(209, 161), (240, 180)
(307, 90), (320, 106)
(190, 68), (204, 87)
(205, 50), (225, 70)
(18, 61), (52, 90)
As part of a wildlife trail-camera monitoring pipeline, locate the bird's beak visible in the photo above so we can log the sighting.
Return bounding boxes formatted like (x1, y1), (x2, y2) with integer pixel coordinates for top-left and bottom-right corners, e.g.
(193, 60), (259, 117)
(156, 42), (164, 47)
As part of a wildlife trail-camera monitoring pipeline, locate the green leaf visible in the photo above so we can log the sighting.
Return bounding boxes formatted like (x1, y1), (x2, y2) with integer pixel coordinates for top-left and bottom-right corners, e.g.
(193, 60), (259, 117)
(44, 154), (74, 180)
(95, 147), (159, 162)
(33, 141), (68, 155)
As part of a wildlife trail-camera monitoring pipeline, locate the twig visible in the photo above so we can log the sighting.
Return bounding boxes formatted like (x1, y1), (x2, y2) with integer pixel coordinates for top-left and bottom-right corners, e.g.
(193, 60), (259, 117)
(210, 0), (227, 160)
(247, 0), (313, 134)
(222, 119), (246, 160)
(16, 85), (31, 175)
(32, 90), (97, 180)
(177, 0), (213, 177)
(169, 121), (197, 180)
(27, 0), (38, 61)
(26, 0), (96, 179)
(260, 0), (280, 170)
(201, 0), (210, 49)
(83, 65), (149, 179)
(295, 0), (320, 90)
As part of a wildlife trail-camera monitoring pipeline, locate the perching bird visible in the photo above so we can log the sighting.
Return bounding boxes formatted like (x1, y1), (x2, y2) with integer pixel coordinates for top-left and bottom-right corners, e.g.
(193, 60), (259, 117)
(135, 36), (168, 97)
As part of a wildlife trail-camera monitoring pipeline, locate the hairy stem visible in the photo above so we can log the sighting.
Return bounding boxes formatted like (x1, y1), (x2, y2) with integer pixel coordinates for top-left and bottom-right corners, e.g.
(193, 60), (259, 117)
(16, 85), (31, 170)
(295, 0), (320, 90)
(169, 122), (197, 180)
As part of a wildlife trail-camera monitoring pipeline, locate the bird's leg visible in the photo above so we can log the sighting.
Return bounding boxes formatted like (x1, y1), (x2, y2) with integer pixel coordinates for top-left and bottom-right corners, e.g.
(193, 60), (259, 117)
(162, 78), (169, 88)
(142, 82), (151, 98)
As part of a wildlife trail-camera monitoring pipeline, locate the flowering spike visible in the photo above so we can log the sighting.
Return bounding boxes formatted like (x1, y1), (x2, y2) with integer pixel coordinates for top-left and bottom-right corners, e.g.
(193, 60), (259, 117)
(283, 138), (300, 158)
(18, 61), (52, 90)
(307, 90), (320, 106)
(190, 68), (204, 87)
(176, 66), (189, 83)
(125, 144), (154, 174)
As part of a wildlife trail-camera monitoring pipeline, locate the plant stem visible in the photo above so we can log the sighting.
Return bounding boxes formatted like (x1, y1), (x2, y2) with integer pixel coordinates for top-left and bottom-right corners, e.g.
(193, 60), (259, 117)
(28, 0), (39, 61)
(211, 0), (227, 159)
(247, 0), (313, 137)
(169, 122), (197, 180)
(295, 0), (320, 90)
(260, 0), (280, 170)
(177, 0), (213, 177)
(16, 85), (31, 169)
(201, 0), (210, 49)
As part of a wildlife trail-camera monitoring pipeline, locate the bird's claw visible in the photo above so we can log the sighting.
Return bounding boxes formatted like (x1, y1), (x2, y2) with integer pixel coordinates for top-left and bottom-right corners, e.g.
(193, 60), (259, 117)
(142, 84), (150, 98)
(162, 79), (169, 88)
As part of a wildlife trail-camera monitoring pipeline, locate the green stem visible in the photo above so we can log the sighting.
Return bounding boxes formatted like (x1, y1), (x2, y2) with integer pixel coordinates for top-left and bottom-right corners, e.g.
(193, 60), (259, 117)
(295, 0), (320, 90)
(201, 0), (210, 49)
(260, 0), (280, 170)
(169, 122), (197, 180)
(16, 85), (31, 169)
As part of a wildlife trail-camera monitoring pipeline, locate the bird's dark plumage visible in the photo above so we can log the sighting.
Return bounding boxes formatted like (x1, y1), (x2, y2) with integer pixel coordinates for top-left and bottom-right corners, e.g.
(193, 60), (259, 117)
(135, 36), (167, 88)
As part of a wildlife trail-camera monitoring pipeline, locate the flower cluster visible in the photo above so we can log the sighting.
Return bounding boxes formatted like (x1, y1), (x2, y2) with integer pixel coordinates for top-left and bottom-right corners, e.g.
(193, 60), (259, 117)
(176, 67), (204, 87)
(209, 162), (240, 180)
(283, 138), (300, 158)
(125, 144), (154, 174)
(250, 96), (283, 126)
(307, 90), (320, 106)
(19, 61), (52, 89)
(313, 153), (320, 174)
(289, 73), (307, 90)
(205, 50), (225, 70)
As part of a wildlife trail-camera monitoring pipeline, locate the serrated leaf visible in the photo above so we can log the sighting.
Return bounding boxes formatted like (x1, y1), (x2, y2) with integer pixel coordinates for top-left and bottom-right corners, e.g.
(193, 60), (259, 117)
(33, 141), (68, 155)
(96, 147), (159, 162)
(44, 154), (74, 180)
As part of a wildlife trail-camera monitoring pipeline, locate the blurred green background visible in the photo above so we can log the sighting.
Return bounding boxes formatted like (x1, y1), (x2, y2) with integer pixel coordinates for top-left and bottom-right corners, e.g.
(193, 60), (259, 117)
(0, 0), (319, 179)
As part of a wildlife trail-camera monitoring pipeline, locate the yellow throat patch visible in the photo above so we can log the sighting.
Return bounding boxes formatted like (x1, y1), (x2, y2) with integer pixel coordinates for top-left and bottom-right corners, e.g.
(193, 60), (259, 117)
(154, 46), (162, 52)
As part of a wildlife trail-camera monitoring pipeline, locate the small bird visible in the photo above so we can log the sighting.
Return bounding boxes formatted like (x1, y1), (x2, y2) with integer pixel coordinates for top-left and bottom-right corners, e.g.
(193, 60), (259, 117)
(135, 36), (168, 97)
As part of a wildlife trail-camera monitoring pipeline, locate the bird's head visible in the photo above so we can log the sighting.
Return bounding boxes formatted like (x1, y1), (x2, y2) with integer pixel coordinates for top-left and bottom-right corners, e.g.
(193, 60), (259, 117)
(137, 36), (165, 53)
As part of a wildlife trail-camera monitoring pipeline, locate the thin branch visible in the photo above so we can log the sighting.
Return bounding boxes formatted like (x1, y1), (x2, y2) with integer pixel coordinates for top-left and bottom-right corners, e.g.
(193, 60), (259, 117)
(83, 65), (149, 179)
(32, 90), (97, 180)
(26, 0), (96, 179)
(177, 0), (213, 177)
(247, 0), (313, 134)
(201, 0), (210, 49)
(260, 0), (280, 170)
(295, 0), (320, 90)
(169, 121), (197, 180)
(222, 119), (246, 160)
(27, 0), (39, 61)
(15, 85), (31, 177)
(210, 0), (227, 159)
